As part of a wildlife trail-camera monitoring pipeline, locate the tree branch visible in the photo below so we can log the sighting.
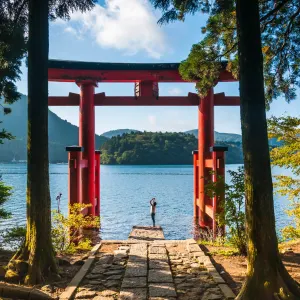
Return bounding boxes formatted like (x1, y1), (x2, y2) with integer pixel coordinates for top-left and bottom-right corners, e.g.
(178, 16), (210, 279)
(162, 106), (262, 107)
(260, 0), (292, 22)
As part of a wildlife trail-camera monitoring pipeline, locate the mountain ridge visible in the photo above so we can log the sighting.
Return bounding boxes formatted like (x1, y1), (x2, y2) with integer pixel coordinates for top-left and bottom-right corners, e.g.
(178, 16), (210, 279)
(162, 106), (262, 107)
(0, 95), (108, 162)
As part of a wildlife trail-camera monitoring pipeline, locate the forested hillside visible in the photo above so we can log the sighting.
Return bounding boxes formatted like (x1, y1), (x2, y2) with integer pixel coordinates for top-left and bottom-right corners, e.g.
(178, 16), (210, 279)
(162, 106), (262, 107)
(100, 132), (243, 165)
(0, 95), (107, 162)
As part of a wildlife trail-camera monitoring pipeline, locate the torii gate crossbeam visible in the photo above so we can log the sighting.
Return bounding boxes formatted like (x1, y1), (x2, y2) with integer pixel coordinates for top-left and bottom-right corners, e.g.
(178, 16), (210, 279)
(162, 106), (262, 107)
(48, 59), (239, 236)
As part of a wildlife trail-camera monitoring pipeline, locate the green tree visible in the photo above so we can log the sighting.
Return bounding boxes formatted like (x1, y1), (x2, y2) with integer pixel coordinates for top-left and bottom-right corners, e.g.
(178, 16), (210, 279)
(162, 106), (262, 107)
(0, 175), (12, 222)
(151, 0), (300, 298)
(268, 116), (300, 240)
(3, 0), (96, 285)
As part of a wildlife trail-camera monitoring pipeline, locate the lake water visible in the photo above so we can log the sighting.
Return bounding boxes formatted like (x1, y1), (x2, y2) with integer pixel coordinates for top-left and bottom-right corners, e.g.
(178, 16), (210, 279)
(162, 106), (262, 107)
(0, 164), (292, 240)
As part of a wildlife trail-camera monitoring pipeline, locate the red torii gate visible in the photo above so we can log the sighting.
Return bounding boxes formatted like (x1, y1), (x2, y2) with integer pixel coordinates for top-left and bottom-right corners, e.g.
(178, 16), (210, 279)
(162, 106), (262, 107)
(48, 59), (239, 235)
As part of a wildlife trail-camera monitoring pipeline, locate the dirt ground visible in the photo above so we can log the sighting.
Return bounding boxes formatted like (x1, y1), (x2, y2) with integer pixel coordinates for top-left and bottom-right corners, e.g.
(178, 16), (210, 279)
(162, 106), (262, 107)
(200, 240), (300, 295)
(0, 248), (87, 299)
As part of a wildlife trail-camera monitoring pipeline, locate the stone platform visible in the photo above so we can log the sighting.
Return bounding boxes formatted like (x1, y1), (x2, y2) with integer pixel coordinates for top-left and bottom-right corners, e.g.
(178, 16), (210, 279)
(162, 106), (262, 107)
(128, 226), (165, 241)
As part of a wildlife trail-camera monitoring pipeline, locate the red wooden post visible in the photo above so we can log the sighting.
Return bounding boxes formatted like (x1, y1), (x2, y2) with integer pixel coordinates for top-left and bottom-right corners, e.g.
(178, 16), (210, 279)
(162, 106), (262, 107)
(198, 88), (214, 227)
(95, 150), (101, 217)
(211, 146), (228, 237)
(193, 150), (199, 218)
(78, 81), (97, 216)
(66, 146), (82, 213)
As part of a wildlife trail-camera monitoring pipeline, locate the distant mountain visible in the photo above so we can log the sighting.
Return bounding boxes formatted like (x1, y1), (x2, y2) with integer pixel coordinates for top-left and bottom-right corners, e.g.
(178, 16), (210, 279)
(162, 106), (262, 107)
(185, 129), (242, 143)
(101, 129), (141, 139)
(0, 95), (108, 163)
(185, 129), (281, 146)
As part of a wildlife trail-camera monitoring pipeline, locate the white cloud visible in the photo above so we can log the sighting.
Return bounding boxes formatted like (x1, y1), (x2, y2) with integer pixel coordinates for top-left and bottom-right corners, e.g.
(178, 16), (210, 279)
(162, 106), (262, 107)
(148, 115), (157, 126)
(60, 0), (167, 58)
(168, 87), (183, 96)
(64, 26), (77, 36)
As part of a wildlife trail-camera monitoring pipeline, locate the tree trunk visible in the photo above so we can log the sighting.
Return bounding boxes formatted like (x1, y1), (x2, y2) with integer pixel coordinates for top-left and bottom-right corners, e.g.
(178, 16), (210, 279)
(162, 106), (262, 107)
(236, 0), (300, 299)
(9, 0), (58, 284)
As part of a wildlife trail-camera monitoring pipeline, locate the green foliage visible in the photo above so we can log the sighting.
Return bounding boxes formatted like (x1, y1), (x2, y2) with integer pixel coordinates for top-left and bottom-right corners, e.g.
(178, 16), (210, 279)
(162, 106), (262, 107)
(100, 131), (196, 165)
(1, 226), (26, 250)
(205, 167), (247, 255)
(268, 116), (300, 240)
(0, 1), (27, 104)
(151, 0), (300, 104)
(100, 131), (243, 165)
(0, 175), (12, 220)
(52, 204), (100, 254)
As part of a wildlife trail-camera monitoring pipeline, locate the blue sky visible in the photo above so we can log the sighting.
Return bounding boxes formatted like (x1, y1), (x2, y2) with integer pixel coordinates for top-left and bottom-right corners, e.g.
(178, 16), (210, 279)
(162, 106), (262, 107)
(16, 0), (299, 135)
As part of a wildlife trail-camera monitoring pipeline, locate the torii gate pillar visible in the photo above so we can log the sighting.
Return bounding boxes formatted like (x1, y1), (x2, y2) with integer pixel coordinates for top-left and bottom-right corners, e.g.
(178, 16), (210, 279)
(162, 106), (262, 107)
(78, 81), (97, 216)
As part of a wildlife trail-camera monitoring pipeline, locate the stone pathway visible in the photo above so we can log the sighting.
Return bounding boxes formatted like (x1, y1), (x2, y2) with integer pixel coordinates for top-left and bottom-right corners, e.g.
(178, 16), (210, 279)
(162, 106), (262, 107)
(74, 244), (130, 299)
(70, 227), (235, 300)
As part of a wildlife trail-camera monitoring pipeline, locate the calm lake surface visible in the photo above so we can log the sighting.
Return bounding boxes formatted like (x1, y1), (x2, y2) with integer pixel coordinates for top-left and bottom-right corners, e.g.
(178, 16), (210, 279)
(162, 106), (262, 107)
(0, 164), (293, 240)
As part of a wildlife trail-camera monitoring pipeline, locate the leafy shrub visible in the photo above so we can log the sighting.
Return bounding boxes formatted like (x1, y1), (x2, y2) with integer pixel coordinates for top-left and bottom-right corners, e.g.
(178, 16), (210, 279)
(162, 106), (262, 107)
(52, 203), (100, 254)
(205, 167), (247, 255)
(281, 200), (300, 240)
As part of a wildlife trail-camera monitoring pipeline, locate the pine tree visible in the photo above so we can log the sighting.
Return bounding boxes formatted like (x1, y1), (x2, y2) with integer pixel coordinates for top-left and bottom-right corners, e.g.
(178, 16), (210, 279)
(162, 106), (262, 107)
(150, 0), (300, 298)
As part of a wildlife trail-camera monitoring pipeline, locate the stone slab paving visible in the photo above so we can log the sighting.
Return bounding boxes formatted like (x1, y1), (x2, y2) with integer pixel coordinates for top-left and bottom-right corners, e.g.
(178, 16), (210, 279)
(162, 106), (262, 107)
(73, 244), (130, 299)
(69, 229), (235, 300)
(167, 241), (234, 300)
(128, 226), (165, 241)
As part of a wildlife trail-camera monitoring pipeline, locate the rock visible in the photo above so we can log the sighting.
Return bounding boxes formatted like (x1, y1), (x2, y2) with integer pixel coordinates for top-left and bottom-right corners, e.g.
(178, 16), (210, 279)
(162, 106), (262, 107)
(82, 254), (89, 260)
(73, 260), (85, 266)
(121, 276), (147, 288)
(89, 280), (104, 285)
(190, 263), (199, 268)
(282, 248), (294, 254)
(93, 296), (115, 300)
(148, 269), (173, 283)
(57, 257), (71, 266)
(0, 266), (6, 279)
(100, 289), (118, 296)
(177, 282), (195, 289)
(149, 283), (177, 298)
(97, 254), (113, 264)
(119, 288), (147, 300)
(91, 267), (106, 275)
(104, 269), (124, 276)
(109, 264), (124, 270)
(106, 274), (123, 280)
(104, 280), (120, 288)
(170, 259), (183, 264)
(201, 293), (223, 300)
(75, 290), (97, 299)
(118, 246), (130, 252)
(41, 284), (54, 293)
(86, 274), (104, 280)
(5, 269), (19, 283)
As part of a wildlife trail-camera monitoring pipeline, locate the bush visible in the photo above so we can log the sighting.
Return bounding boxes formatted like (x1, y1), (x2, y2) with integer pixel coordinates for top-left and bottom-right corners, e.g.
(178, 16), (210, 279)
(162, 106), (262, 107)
(205, 167), (247, 255)
(281, 200), (300, 240)
(52, 203), (100, 254)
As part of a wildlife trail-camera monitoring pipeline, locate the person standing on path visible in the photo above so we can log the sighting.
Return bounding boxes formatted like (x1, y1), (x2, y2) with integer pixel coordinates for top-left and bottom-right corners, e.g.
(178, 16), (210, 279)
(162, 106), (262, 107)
(150, 198), (157, 227)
